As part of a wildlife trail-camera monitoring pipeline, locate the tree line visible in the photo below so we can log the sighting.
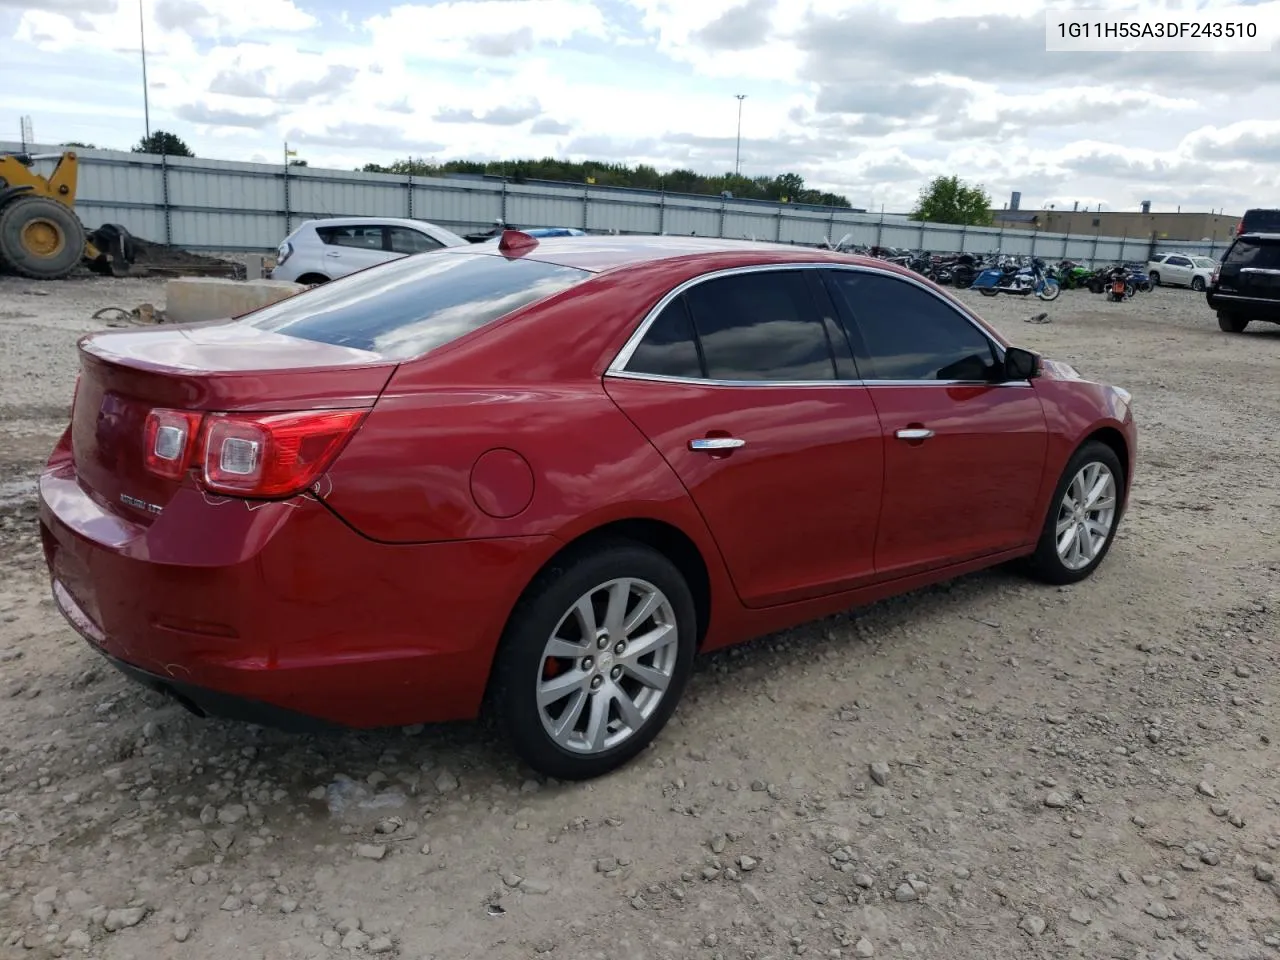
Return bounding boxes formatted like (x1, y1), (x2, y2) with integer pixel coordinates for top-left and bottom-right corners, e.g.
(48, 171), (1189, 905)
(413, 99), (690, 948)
(360, 157), (853, 207)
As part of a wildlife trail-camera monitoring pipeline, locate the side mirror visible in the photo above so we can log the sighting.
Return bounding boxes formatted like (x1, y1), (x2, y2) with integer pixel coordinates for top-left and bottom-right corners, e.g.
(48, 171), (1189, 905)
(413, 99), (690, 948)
(1002, 346), (1040, 381)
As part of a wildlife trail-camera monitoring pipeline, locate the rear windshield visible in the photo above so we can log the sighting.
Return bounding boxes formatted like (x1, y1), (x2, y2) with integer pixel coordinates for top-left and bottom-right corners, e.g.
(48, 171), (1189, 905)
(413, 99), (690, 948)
(1241, 209), (1280, 232)
(1224, 238), (1280, 268)
(241, 252), (590, 359)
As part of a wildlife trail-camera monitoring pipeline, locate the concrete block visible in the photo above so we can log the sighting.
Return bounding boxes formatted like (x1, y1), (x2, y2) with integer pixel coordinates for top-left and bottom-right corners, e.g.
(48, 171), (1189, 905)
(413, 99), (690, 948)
(165, 277), (306, 324)
(243, 254), (265, 280)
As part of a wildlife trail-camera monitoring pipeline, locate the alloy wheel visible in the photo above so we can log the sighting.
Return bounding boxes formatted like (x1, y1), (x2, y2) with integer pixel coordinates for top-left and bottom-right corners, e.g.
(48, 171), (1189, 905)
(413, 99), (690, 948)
(536, 578), (679, 755)
(1054, 462), (1118, 571)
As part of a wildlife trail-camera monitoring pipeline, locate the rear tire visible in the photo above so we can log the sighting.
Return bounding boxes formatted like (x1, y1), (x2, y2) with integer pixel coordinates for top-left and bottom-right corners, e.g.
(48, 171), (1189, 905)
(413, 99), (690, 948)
(1218, 312), (1249, 333)
(979, 288), (998, 297)
(294, 273), (330, 285)
(1149, 271), (1160, 286)
(0, 196), (86, 280)
(1026, 441), (1125, 586)
(490, 541), (697, 780)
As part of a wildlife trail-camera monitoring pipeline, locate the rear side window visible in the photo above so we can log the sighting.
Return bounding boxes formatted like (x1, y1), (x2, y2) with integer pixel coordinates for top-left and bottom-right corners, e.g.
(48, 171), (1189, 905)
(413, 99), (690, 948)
(240, 252), (589, 360)
(1225, 238), (1280, 268)
(825, 270), (997, 381)
(627, 298), (703, 379)
(682, 271), (835, 381)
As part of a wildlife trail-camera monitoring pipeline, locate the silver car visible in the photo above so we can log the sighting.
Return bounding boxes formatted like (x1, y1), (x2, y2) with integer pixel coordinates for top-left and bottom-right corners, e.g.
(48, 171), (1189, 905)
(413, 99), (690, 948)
(270, 217), (468, 284)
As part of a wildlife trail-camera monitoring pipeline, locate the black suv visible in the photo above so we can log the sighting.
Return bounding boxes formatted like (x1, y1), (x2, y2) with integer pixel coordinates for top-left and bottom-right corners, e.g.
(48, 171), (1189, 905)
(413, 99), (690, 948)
(1206, 233), (1280, 333)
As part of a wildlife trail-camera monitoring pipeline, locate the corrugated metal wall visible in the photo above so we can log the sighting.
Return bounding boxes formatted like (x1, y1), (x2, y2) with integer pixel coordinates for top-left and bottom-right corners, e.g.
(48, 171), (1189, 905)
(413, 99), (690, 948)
(0, 143), (1232, 265)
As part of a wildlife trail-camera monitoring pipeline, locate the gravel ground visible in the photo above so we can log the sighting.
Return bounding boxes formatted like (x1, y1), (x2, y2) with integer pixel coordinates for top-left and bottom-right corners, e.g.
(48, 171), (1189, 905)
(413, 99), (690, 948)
(1, 273), (1278, 960)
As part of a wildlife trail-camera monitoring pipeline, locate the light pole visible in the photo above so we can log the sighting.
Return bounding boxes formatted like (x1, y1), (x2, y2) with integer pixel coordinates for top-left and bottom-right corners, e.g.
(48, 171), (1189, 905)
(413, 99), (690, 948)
(734, 94), (746, 177)
(139, 0), (151, 140)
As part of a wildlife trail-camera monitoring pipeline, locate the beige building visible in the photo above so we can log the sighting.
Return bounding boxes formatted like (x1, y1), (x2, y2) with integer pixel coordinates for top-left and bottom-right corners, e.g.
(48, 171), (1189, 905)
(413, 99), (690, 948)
(991, 209), (1239, 242)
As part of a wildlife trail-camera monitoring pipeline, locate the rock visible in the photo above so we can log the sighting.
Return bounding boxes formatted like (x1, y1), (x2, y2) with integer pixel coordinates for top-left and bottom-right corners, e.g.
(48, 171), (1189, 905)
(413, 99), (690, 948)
(64, 890), (95, 914)
(335, 918), (362, 935)
(210, 830), (235, 851)
(1044, 792), (1068, 809)
(1235, 664), (1253, 678)
(738, 855), (758, 872)
(1144, 901), (1175, 920)
(341, 930), (371, 950)
(190, 868), (210, 886)
(1210, 803), (1229, 817)
(853, 873), (874, 889)
(1230, 812), (1247, 828)
(1256, 863), (1276, 882)
(368, 936), (395, 954)
(596, 857), (620, 874)
(521, 879), (552, 895)
(1118, 869), (1138, 884)
(853, 937), (874, 957)
(434, 770), (460, 793)
(1068, 907), (1092, 925)
(174, 924), (191, 942)
(1196, 781), (1217, 798)
(869, 762), (890, 786)
(1201, 850), (1221, 866)
(220, 896), (241, 911)
(1019, 915), (1047, 936)
(65, 930), (91, 950)
(894, 883), (918, 902)
(355, 843), (387, 860)
(217, 804), (248, 825)
(104, 906), (147, 931)
(32, 886), (58, 921)
(375, 817), (403, 835)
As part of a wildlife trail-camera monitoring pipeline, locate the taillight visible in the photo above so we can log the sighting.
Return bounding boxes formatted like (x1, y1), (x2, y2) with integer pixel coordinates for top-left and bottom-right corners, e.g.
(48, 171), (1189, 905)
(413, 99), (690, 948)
(1212, 266), (1221, 284)
(199, 409), (365, 498)
(1237, 221), (1245, 235)
(144, 408), (202, 479)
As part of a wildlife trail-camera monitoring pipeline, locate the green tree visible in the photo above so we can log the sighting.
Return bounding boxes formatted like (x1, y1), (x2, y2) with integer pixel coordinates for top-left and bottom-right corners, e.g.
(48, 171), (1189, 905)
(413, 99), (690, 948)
(62, 141), (98, 149)
(910, 175), (992, 226)
(288, 158), (308, 166)
(132, 131), (194, 157)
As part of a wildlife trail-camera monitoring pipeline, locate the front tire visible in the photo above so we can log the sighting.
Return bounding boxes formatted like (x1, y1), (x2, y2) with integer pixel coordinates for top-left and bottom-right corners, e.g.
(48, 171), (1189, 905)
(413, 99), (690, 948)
(1036, 280), (1061, 301)
(1191, 276), (1206, 292)
(1149, 271), (1160, 286)
(490, 541), (697, 780)
(0, 196), (86, 280)
(979, 288), (998, 297)
(1026, 441), (1124, 585)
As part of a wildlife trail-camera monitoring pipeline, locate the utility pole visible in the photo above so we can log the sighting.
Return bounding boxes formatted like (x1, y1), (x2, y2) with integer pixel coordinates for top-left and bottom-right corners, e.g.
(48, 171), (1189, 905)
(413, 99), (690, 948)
(734, 94), (746, 176)
(139, 0), (151, 139)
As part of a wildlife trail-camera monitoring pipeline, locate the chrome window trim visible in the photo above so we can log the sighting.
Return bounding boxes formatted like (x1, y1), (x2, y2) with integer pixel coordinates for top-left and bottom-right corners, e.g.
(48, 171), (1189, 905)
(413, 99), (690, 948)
(607, 370), (1031, 389)
(605, 261), (1013, 387)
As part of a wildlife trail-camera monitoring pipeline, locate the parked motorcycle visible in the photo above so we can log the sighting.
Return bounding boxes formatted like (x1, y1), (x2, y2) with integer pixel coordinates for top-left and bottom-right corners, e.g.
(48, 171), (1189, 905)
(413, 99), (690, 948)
(970, 257), (1061, 301)
(1087, 265), (1136, 300)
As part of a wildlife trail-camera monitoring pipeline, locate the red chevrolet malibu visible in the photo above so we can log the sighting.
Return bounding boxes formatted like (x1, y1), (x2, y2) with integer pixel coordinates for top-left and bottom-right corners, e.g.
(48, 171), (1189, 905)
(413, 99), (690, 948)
(39, 233), (1136, 780)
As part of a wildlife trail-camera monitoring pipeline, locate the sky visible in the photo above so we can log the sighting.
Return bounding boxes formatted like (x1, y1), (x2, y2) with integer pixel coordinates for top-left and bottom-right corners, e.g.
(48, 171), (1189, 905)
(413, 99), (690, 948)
(3, 0), (1280, 214)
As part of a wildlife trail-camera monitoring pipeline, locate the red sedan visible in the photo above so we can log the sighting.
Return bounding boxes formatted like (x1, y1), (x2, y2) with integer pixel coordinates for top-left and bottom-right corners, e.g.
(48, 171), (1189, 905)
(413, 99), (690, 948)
(38, 233), (1136, 780)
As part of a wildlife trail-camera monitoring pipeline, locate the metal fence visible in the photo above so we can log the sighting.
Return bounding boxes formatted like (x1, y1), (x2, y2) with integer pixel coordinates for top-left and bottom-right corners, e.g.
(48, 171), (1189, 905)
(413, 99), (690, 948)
(2, 142), (1233, 265)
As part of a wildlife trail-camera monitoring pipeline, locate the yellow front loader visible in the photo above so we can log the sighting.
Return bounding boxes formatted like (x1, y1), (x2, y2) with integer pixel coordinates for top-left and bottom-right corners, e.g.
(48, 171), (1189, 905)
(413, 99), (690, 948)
(0, 150), (135, 280)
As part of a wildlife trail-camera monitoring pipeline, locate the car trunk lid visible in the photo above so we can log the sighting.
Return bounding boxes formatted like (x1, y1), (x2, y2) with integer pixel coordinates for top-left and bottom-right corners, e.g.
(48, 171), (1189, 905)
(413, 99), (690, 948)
(71, 321), (397, 523)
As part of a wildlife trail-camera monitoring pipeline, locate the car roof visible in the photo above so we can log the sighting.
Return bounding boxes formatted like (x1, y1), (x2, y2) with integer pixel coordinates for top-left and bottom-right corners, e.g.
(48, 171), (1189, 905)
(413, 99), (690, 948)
(435, 234), (883, 274)
(302, 217), (444, 230)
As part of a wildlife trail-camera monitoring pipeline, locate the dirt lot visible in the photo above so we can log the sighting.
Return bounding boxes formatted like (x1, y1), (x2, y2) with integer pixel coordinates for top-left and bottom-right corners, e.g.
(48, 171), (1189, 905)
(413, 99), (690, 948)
(1, 274), (1278, 960)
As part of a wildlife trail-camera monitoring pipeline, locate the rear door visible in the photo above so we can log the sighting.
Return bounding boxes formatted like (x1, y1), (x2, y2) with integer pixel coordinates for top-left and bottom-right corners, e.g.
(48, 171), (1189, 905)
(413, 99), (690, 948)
(821, 268), (1048, 577)
(1164, 255), (1194, 285)
(315, 224), (397, 276)
(604, 267), (884, 608)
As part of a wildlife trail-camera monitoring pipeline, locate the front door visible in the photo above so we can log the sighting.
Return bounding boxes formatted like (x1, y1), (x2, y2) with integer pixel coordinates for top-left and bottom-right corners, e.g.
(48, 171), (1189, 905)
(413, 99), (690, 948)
(821, 268), (1049, 578)
(605, 268), (884, 608)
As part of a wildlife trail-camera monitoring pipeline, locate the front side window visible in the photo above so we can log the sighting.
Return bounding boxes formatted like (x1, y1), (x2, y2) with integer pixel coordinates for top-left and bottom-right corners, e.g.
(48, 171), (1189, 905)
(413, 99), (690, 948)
(682, 271), (835, 381)
(825, 270), (997, 381)
(240, 252), (589, 360)
(388, 228), (443, 255)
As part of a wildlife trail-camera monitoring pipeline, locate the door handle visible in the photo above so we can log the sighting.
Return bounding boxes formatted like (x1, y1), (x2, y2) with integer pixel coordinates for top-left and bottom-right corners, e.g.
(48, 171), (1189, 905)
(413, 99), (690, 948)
(325, 251), (342, 258)
(689, 437), (745, 451)
(895, 428), (934, 441)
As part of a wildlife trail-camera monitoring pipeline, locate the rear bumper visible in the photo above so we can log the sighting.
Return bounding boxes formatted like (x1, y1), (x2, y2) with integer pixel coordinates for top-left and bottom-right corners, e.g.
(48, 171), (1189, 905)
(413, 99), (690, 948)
(1207, 291), (1280, 320)
(38, 461), (556, 729)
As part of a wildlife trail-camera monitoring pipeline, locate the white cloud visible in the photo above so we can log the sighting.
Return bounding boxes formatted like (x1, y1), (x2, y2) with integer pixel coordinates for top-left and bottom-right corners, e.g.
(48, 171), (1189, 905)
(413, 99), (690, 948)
(1, 0), (1277, 212)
